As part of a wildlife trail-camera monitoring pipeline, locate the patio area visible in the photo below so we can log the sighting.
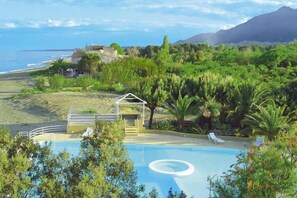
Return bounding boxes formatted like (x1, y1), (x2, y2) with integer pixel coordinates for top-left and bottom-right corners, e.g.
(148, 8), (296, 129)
(32, 131), (250, 150)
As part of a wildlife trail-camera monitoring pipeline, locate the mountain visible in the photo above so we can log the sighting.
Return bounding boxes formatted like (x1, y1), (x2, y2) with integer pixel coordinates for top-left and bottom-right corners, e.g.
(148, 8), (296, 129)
(178, 6), (297, 45)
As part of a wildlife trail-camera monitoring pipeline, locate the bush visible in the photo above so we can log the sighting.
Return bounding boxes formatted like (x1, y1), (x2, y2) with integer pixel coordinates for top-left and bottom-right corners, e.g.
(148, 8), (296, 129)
(156, 120), (175, 131)
(35, 77), (46, 91)
(185, 126), (205, 134)
(93, 83), (111, 91)
(82, 108), (97, 114)
(209, 131), (297, 198)
(76, 75), (98, 90)
(112, 83), (126, 93)
(63, 78), (76, 87)
(48, 74), (65, 90)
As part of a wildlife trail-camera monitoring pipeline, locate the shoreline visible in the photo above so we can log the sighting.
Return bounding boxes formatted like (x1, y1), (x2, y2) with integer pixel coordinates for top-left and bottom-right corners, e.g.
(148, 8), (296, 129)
(0, 65), (50, 76)
(0, 50), (72, 74)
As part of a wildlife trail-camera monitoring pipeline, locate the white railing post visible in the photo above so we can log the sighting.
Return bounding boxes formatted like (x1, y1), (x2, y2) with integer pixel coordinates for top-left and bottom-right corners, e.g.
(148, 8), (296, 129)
(67, 113), (71, 124)
(137, 118), (139, 134)
(142, 103), (145, 125)
(124, 119), (126, 134)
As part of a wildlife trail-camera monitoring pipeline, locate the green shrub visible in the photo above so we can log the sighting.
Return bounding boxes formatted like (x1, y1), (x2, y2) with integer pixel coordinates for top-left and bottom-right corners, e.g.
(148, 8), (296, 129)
(112, 83), (126, 93)
(63, 78), (76, 87)
(76, 75), (98, 90)
(82, 108), (97, 114)
(156, 120), (175, 131)
(185, 126), (205, 134)
(35, 77), (46, 91)
(94, 83), (112, 91)
(48, 74), (65, 90)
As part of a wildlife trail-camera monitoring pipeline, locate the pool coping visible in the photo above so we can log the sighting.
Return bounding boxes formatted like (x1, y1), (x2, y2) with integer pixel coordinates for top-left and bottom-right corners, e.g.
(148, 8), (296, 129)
(32, 130), (251, 150)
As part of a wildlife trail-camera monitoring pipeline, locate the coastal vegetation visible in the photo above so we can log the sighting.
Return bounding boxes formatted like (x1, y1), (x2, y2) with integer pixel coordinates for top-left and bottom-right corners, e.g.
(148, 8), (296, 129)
(28, 38), (297, 138)
(209, 130), (297, 198)
(6, 36), (296, 197)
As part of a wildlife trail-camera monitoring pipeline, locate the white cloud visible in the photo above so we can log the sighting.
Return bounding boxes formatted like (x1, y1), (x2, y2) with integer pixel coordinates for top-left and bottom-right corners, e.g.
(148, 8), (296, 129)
(26, 19), (89, 28)
(251, 0), (297, 6)
(65, 20), (79, 27)
(47, 19), (63, 27)
(221, 23), (236, 30)
(240, 17), (250, 24)
(130, 1), (231, 16)
(0, 0), (295, 36)
(28, 22), (41, 28)
(2, 22), (17, 29)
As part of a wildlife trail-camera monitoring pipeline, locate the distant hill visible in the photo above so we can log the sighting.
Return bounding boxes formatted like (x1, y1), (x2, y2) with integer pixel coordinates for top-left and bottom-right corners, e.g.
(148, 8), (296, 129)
(177, 6), (297, 45)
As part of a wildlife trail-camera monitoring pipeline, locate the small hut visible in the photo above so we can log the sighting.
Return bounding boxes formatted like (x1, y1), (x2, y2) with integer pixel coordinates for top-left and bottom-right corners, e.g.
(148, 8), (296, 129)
(67, 93), (147, 135)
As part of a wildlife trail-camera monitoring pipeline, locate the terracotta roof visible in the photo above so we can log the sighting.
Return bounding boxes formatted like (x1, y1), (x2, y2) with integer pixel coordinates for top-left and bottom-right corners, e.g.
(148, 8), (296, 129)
(87, 45), (104, 51)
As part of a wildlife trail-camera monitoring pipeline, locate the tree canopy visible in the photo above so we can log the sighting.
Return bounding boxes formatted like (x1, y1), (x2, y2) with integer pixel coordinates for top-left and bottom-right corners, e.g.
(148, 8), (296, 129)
(110, 42), (124, 55)
(78, 52), (101, 74)
(0, 122), (151, 197)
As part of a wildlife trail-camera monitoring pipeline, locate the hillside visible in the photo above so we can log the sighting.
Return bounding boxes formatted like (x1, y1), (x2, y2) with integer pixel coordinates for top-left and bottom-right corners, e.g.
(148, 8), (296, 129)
(178, 6), (297, 45)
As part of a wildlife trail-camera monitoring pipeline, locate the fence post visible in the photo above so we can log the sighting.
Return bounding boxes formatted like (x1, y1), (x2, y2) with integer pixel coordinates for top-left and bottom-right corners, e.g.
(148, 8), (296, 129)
(67, 113), (70, 124)
(138, 118), (139, 134)
(124, 119), (126, 134)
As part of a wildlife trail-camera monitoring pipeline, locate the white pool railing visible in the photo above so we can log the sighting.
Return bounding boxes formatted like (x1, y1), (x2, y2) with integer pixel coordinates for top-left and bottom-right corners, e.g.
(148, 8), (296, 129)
(28, 125), (67, 139)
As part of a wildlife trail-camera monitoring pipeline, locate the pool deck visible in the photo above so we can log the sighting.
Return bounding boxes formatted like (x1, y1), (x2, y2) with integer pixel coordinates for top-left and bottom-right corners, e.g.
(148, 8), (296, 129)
(33, 130), (251, 150)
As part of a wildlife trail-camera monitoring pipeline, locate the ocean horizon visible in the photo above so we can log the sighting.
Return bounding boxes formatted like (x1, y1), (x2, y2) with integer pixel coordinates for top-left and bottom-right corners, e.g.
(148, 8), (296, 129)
(0, 50), (73, 74)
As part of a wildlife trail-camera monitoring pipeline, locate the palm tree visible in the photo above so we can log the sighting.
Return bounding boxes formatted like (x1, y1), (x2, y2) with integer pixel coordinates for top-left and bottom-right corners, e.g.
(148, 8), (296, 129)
(228, 81), (267, 128)
(166, 94), (197, 131)
(241, 102), (295, 140)
(198, 97), (222, 130)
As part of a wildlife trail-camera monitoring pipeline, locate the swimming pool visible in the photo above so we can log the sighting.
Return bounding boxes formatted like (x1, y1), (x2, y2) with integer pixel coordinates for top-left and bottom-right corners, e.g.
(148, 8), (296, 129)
(50, 141), (242, 198)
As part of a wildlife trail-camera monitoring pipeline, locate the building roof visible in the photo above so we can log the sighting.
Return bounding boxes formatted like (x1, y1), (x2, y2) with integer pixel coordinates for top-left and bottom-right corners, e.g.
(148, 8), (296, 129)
(115, 93), (147, 105)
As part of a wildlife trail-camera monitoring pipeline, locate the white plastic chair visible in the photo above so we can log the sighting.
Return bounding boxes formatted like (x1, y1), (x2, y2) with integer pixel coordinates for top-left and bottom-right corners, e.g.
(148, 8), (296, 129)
(253, 136), (264, 147)
(82, 127), (93, 137)
(208, 132), (225, 144)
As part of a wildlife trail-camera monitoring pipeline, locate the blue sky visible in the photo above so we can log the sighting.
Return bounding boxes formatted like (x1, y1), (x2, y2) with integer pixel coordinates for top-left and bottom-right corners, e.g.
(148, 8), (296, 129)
(0, 0), (296, 50)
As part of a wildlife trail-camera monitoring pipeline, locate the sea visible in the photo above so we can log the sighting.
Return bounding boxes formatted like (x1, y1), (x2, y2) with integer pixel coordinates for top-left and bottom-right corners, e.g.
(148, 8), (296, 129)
(0, 50), (73, 74)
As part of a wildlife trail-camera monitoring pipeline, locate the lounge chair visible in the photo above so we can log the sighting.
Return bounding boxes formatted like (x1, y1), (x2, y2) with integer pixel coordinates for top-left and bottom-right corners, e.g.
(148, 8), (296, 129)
(82, 127), (93, 137)
(208, 132), (225, 143)
(253, 136), (264, 147)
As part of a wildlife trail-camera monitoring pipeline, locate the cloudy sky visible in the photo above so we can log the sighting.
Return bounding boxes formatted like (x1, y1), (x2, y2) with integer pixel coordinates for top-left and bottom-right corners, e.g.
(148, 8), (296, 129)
(0, 0), (296, 50)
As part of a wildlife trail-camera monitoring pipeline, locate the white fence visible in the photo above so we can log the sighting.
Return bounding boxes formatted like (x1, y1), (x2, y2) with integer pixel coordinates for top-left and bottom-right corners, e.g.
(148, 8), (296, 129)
(28, 125), (67, 139)
(67, 113), (118, 125)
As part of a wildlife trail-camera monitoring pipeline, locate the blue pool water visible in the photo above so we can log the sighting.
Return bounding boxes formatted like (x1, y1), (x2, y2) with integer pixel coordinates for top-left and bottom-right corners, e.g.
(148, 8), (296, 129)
(50, 141), (242, 198)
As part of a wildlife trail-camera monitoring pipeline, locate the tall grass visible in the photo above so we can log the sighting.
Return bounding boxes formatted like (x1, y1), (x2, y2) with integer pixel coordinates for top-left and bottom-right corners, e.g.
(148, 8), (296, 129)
(48, 74), (65, 90)
(76, 75), (98, 90)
